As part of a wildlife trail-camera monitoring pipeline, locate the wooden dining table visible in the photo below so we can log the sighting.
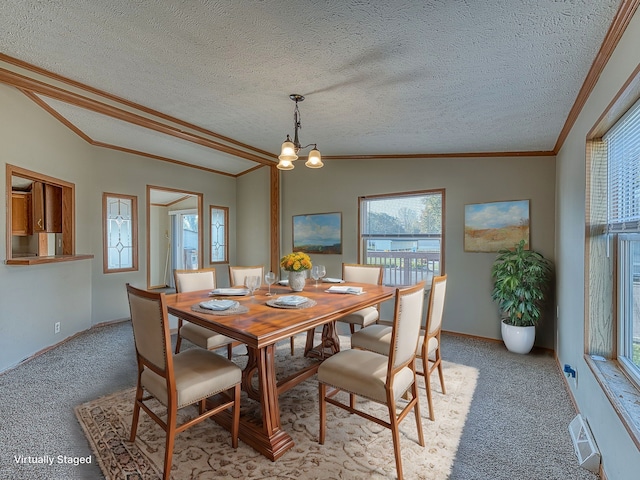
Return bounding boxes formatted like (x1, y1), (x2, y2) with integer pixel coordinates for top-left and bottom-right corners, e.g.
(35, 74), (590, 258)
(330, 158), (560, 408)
(165, 281), (395, 461)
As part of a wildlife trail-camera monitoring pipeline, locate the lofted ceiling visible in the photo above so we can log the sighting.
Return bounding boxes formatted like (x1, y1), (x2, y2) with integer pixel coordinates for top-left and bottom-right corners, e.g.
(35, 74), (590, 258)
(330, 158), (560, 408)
(0, 0), (629, 176)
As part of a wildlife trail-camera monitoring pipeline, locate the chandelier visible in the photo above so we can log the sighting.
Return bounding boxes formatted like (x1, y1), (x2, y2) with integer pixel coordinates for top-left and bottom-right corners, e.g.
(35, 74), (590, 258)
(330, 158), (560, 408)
(277, 94), (323, 170)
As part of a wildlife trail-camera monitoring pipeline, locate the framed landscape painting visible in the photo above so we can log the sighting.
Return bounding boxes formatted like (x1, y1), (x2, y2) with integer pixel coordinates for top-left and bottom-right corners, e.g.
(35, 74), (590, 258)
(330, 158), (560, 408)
(464, 200), (530, 252)
(292, 212), (342, 254)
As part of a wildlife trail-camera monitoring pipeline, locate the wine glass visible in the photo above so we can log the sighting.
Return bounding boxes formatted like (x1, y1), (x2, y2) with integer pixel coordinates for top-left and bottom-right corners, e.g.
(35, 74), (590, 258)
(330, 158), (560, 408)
(244, 275), (260, 296)
(317, 265), (326, 284)
(265, 271), (276, 296)
(311, 265), (321, 287)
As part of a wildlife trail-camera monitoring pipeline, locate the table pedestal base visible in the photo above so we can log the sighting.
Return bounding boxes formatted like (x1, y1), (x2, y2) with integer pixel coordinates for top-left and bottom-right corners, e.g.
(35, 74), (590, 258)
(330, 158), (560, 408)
(304, 321), (341, 359)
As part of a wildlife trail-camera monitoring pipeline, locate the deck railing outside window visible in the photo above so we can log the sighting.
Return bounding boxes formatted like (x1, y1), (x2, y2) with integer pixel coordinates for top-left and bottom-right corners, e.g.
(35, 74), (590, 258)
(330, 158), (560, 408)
(363, 236), (441, 286)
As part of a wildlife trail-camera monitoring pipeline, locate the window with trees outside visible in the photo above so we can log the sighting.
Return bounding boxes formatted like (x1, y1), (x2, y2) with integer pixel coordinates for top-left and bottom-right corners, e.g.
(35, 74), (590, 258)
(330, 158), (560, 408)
(103, 193), (138, 273)
(359, 189), (444, 287)
(210, 205), (228, 264)
(605, 95), (640, 385)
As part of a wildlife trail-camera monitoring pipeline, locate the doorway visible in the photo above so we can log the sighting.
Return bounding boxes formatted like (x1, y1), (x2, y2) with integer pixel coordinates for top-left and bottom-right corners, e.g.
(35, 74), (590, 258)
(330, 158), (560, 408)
(147, 186), (203, 290)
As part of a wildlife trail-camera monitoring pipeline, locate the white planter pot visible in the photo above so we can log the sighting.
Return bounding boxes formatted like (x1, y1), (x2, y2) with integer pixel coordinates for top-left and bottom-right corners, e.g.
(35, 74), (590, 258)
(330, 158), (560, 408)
(501, 320), (536, 354)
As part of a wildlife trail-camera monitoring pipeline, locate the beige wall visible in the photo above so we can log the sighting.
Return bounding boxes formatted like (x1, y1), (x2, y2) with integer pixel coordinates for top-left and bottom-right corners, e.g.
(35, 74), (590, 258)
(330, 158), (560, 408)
(0, 83), (238, 370)
(279, 155), (556, 346)
(236, 166), (271, 271)
(556, 8), (640, 479)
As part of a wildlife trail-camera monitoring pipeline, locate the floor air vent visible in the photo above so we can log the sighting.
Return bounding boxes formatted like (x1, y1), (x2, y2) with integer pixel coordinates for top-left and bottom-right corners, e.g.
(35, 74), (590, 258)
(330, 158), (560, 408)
(569, 414), (600, 474)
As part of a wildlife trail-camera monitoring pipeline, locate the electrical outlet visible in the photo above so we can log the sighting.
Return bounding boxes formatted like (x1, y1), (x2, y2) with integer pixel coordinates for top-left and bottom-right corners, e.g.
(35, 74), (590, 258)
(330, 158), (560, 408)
(54, 322), (61, 334)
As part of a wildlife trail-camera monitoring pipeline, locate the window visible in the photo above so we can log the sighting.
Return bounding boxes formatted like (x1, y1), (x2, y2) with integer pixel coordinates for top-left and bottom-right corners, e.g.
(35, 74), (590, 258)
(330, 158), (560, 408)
(617, 234), (640, 382)
(103, 193), (138, 273)
(359, 189), (444, 286)
(210, 205), (228, 263)
(605, 96), (640, 385)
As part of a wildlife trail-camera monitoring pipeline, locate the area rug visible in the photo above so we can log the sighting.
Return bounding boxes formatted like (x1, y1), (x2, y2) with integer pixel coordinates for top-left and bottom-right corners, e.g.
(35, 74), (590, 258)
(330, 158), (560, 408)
(75, 337), (478, 479)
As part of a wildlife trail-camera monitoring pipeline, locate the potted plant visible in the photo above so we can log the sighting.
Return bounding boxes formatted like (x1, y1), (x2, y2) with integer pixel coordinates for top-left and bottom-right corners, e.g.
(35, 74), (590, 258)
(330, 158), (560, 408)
(491, 240), (552, 354)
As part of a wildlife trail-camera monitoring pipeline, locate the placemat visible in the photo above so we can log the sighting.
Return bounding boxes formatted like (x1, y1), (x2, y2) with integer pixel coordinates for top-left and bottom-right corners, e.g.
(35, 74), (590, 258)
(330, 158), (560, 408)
(191, 304), (249, 315)
(266, 298), (317, 309)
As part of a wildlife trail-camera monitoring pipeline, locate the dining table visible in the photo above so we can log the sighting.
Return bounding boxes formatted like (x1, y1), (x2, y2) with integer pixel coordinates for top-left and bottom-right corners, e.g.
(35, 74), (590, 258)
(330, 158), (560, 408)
(165, 280), (396, 461)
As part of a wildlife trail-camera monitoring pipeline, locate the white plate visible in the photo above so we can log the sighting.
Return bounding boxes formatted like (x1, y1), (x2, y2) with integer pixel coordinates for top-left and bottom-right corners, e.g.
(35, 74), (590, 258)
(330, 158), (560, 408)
(326, 285), (364, 295)
(210, 288), (249, 296)
(275, 295), (308, 306)
(322, 277), (344, 283)
(199, 300), (238, 311)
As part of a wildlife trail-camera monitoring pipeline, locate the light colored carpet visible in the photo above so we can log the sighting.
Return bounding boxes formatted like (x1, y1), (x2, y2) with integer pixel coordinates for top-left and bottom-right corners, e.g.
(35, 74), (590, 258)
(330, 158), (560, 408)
(75, 337), (478, 480)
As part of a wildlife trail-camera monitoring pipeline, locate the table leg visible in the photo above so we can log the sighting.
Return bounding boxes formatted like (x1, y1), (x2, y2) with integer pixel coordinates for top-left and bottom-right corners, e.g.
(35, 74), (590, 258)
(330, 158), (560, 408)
(207, 345), (294, 461)
(304, 321), (341, 359)
(241, 345), (294, 460)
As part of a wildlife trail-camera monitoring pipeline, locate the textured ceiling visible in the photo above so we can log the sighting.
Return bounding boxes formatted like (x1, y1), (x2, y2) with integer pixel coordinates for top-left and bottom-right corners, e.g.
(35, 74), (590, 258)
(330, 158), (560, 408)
(0, 0), (623, 174)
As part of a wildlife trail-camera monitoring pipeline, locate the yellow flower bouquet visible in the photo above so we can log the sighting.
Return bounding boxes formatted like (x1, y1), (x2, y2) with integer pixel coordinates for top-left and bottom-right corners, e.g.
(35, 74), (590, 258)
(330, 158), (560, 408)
(280, 252), (312, 272)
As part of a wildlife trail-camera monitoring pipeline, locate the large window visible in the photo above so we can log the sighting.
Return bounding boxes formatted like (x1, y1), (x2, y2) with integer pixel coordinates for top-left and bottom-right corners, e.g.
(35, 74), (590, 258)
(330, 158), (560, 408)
(359, 189), (444, 287)
(606, 96), (640, 385)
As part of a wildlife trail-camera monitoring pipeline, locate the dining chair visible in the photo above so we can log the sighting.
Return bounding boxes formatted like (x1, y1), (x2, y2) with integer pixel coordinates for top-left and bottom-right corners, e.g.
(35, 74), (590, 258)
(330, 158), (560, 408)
(229, 264), (297, 355)
(337, 263), (384, 334)
(318, 281), (425, 480)
(228, 265), (264, 287)
(351, 274), (448, 420)
(126, 284), (241, 480)
(173, 268), (236, 359)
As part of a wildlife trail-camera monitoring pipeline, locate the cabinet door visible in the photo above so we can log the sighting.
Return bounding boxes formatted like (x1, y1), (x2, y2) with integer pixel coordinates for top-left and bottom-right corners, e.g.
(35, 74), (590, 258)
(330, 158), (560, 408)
(32, 182), (45, 232)
(31, 182), (63, 233)
(11, 192), (31, 236)
(45, 184), (63, 233)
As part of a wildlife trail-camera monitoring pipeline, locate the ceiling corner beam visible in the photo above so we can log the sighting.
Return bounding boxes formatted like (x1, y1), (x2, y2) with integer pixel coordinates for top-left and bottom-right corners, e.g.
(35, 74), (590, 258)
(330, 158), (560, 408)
(0, 67), (276, 167)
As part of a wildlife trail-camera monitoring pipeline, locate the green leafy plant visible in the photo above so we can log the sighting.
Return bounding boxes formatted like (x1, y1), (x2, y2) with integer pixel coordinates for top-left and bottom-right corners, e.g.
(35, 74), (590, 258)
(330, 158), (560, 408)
(491, 240), (552, 327)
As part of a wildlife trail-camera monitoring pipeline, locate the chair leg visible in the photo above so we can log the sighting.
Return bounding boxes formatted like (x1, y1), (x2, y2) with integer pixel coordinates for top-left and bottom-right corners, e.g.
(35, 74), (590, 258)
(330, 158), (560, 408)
(436, 354), (446, 395)
(163, 406), (177, 480)
(350, 324), (355, 334)
(411, 381), (425, 447)
(290, 336), (295, 356)
(227, 343), (233, 360)
(174, 319), (183, 354)
(231, 384), (240, 449)
(349, 393), (356, 410)
(319, 383), (326, 444)
(425, 365), (435, 421)
(388, 402), (404, 480)
(129, 383), (143, 442)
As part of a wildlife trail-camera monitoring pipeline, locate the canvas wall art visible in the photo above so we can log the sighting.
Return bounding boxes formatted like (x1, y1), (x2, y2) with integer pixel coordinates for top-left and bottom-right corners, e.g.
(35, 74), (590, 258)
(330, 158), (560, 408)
(292, 212), (342, 254)
(464, 200), (530, 252)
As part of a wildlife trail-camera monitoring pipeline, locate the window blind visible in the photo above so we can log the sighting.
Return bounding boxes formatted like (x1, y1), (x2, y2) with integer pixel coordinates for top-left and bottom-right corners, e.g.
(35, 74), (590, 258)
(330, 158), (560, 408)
(606, 96), (640, 232)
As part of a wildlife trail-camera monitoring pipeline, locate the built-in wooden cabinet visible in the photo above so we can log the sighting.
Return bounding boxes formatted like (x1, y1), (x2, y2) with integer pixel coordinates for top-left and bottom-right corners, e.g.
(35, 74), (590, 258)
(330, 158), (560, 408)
(11, 191), (31, 236)
(31, 182), (62, 233)
(6, 164), (94, 265)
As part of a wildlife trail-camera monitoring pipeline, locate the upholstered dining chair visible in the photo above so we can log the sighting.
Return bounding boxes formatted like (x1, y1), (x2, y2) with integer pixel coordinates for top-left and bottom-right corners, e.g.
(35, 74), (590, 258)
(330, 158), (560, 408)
(318, 281), (425, 480)
(173, 268), (235, 359)
(228, 265), (264, 287)
(126, 284), (241, 480)
(351, 274), (448, 420)
(229, 264), (298, 355)
(337, 263), (384, 334)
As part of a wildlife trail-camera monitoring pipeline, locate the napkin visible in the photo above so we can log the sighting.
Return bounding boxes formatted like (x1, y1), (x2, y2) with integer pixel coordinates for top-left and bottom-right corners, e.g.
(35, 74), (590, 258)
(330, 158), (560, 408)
(326, 285), (364, 295)
(276, 295), (308, 306)
(210, 288), (249, 296)
(199, 299), (237, 311)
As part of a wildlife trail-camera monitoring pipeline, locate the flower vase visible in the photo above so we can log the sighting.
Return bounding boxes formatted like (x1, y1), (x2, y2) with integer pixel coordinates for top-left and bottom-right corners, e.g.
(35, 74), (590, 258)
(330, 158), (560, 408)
(288, 271), (306, 292)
